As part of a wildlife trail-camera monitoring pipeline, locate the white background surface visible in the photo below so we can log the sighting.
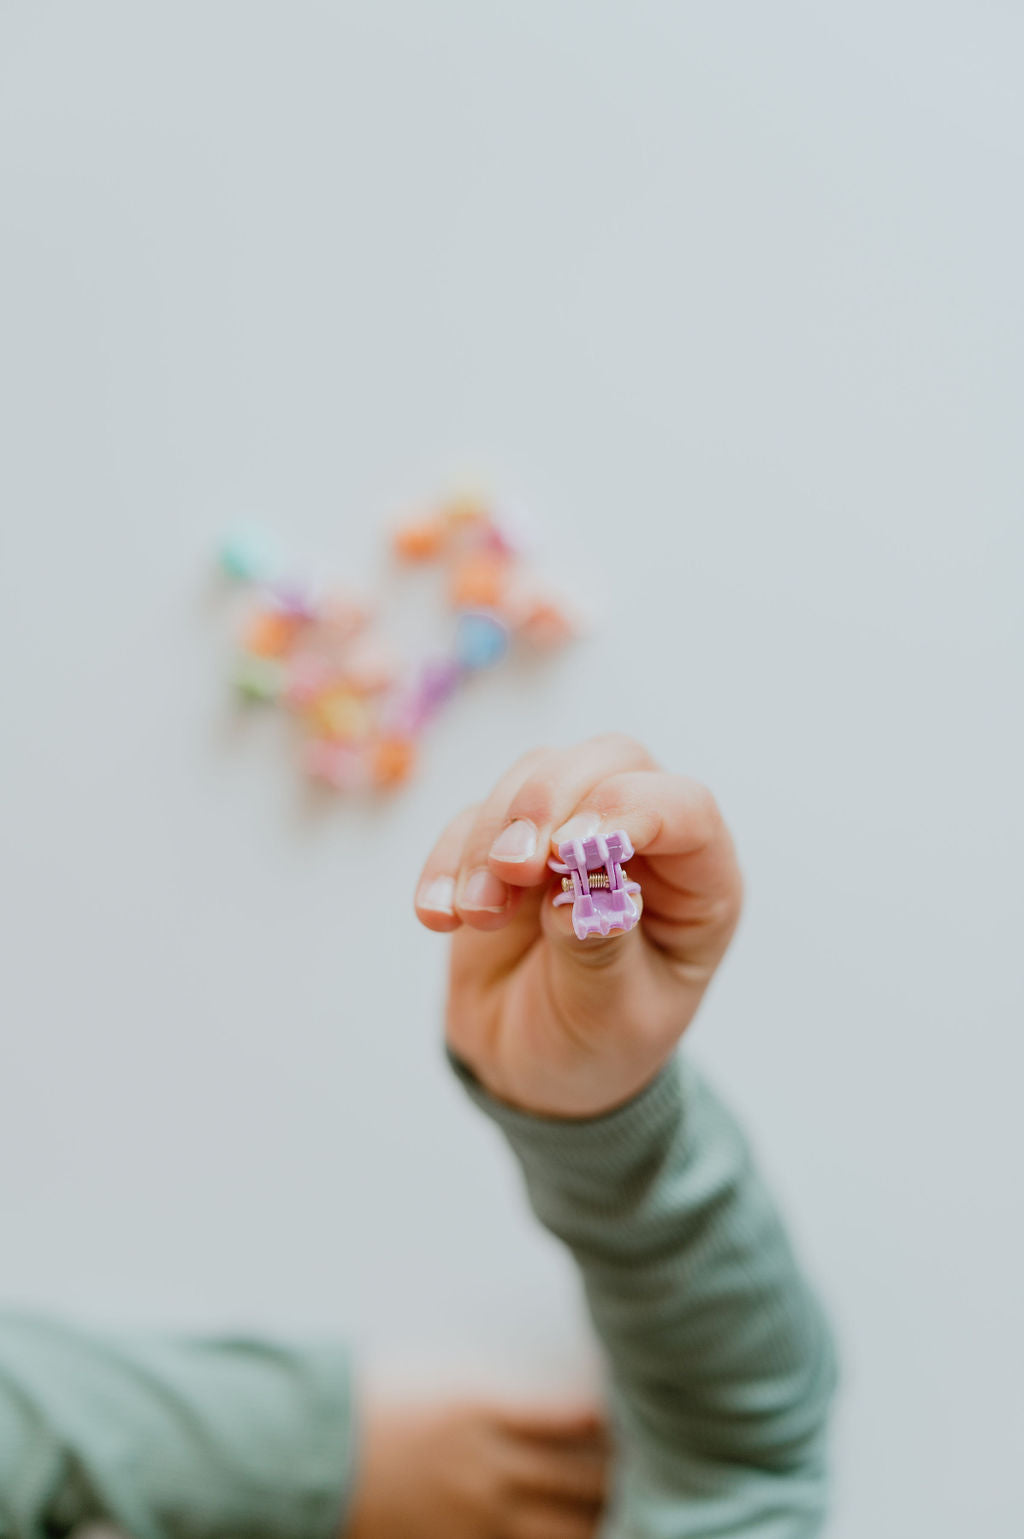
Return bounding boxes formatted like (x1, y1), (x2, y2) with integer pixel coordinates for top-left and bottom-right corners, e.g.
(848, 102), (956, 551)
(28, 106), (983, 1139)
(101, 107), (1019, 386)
(1, 5), (1021, 1535)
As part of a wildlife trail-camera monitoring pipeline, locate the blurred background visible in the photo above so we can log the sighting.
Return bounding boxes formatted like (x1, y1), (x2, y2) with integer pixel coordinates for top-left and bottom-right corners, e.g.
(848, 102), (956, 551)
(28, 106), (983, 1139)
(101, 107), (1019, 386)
(1, 4), (1021, 1535)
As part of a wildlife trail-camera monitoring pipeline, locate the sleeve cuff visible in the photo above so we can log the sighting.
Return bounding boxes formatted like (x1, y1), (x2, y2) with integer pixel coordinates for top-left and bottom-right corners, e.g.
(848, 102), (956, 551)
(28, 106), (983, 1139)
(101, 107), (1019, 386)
(446, 1048), (686, 1188)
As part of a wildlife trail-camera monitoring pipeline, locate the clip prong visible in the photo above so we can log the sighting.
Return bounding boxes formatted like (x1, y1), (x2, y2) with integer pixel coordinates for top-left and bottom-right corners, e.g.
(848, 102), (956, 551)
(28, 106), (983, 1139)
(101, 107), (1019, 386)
(548, 829), (641, 940)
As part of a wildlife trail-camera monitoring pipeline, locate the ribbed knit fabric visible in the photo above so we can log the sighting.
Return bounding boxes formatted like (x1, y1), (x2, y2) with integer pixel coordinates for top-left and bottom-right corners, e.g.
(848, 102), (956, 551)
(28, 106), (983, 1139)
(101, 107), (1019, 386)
(450, 1050), (838, 1538)
(0, 1315), (355, 1539)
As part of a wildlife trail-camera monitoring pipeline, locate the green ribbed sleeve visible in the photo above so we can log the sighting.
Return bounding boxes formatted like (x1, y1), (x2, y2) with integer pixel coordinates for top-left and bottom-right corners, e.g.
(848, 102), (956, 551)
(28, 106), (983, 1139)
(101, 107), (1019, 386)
(451, 1051), (837, 1538)
(0, 1314), (356, 1539)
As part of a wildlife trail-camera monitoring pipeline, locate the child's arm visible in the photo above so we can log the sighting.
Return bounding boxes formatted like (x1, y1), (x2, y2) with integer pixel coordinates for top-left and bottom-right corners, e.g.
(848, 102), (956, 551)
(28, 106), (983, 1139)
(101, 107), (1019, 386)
(450, 1054), (835, 1536)
(0, 1314), (355, 1539)
(416, 735), (838, 1536)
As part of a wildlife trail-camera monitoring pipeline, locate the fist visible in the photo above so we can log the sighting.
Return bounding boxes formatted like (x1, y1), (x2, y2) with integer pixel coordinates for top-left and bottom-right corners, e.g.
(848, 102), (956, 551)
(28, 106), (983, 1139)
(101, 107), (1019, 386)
(414, 735), (743, 1117)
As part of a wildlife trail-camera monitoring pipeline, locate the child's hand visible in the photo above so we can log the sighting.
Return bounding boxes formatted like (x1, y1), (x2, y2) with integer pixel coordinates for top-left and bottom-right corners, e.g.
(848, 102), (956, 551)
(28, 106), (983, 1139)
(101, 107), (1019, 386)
(415, 735), (743, 1116)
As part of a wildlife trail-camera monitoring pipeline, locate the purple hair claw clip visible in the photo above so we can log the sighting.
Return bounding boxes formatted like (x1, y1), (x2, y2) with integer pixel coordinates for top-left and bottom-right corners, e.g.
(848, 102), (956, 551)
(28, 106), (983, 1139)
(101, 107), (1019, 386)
(549, 829), (641, 940)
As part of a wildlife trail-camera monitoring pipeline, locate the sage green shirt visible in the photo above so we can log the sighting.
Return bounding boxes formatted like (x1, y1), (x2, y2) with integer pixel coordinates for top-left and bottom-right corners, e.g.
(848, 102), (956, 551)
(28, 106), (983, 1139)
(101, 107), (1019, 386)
(0, 1054), (836, 1537)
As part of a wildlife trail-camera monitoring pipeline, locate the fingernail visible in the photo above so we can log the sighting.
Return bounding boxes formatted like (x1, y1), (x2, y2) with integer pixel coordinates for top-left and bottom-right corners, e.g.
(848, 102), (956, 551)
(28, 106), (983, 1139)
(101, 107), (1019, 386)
(460, 867), (508, 912)
(552, 811), (602, 846)
(418, 875), (455, 915)
(489, 819), (537, 863)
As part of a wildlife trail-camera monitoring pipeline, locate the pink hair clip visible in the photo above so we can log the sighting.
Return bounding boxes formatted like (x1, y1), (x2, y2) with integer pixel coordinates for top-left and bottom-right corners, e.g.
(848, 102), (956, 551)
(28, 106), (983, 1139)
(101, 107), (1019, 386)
(548, 830), (641, 940)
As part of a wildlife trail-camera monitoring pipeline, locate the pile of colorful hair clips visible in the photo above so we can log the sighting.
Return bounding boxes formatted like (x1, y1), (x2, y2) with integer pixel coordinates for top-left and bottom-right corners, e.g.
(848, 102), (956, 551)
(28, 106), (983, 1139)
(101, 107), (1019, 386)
(218, 490), (580, 792)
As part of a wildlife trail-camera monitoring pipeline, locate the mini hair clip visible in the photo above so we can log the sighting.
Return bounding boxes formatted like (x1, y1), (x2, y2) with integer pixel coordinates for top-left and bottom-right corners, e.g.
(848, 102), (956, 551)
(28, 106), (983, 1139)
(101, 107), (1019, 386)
(548, 829), (641, 940)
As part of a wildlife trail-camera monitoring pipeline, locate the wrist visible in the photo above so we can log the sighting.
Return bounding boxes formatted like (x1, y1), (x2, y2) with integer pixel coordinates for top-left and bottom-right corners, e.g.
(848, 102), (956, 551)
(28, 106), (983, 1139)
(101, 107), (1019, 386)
(447, 1044), (681, 1130)
(446, 1045), (661, 1121)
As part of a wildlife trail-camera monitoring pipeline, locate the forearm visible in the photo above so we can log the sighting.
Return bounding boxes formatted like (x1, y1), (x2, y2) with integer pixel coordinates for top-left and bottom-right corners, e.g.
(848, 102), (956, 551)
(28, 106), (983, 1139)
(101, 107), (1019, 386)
(452, 1051), (837, 1536)
(0, 1313), (356, 1539)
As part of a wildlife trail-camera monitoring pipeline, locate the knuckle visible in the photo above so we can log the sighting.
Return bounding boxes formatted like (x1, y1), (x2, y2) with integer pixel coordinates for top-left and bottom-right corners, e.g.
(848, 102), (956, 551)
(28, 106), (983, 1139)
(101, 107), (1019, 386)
(507, 772), (558, 827)
(700, 890), (740, 931)
(511, 743), (552, 773)
(586, 730), (650, 763)
(501, 746), (553, 797)
(688, 780), (723, 841)
(445, 801), (481, 842)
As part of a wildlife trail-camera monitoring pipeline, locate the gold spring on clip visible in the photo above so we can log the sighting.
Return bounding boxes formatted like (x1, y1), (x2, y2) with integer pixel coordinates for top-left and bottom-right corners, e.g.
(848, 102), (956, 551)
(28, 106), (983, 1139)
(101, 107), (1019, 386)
(560, 870), (628, 892)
